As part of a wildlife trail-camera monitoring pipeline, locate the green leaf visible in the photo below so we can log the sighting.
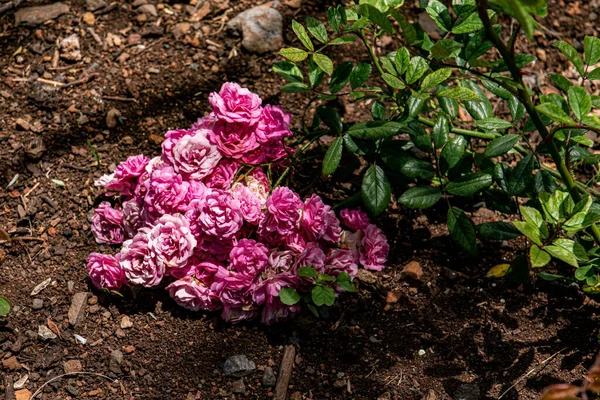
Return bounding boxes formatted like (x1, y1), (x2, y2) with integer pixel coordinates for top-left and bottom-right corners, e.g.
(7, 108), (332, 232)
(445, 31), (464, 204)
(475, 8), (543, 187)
(318, 273), (336, 282)
(327, 5), (346, 32)
(408, 121), (433, 153)
(292, 20), (314, 51)
(313, 53), (334, 75)
(379, 56), (396, 75)
(278, 48), (308, 62)
(0, 296), (10, 316)
(533, 170), (557, 194)
(493, 162), (511, 192)
(330, 61), (353, 93)
(281, 82), (311, 93)
(538, 272), (565, 281)
(322, 136), (343, 176)
(447, 206), (477, 256)
(279, 288), (301, 305)
(399, 186), (442, 209)
(446, 173), (493, 196)
(408, 96), (426, 118)
(317, 105), (343, 133)
(489, 0), (543, 39)
(350, 62), (372, 89)
(548, 73), (573, 92)
(421, 68), (452, 92)
(567, 86), (591, 121)
(306, 16), (328, 43)
(329, 35), (357, 45)
(575, 266), (594, 281)
(382, 73), (406, 89)
(484, 134), (520, 157)
(506, 254), (530, 285)
(396, 157), (435, 179)
(462, 80), (492, 120)
(438, 87), (480, 101)
(308, 56), (325, 87)
(312, 285), (336, 306)
(474, 118), (513, 131)
(553, 40), (585, 76)
(355, 4), (394, 34)
(273, 61), (303, 83)
(430, 38), (462, 60)
(438, 89), (459, 117)
(406, 56), (429, 84)
(426, 0), (451, 31)
(348, 120), (408, 139)
(509, 95), (525, 121)
(536, 102), (576, 126)
(371, 101), (386, 120)
(394, 47), (410, 75)
(361, 165), (391, 216)
(545, 244), (579, 267)
(584, 36), (600, 66)
(587, 68), (600, 81)
(336, 279), (356, 292)
(553, 238), (588, 261)
(451, 11), (483, 34)
(507, 154), (534, 196)
(513, 221), (542, 246)
(476, 221), (522, 240)
(298, 266), (319, 278)
(440, 135), (467, 169)
(433, 115), (449, 148)
(572, 135), (594, 147)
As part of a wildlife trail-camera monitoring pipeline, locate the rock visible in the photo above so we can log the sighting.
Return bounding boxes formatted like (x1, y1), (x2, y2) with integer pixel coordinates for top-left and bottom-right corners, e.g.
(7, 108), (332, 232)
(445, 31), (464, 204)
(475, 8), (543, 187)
(400, 261), (423, 280)
(15, 389), (32, 400)
(15, 118), (30, 131)
(356, 269), (377, 284)
(377, 393), (391, 400)
(120, 316), (133, 329)
(23, 137), (46, 159)
(86, 0), (106, 11)
(231, 378), (245, 394)
(454, 383), (480, 400)
(189, 1), (211, 22)
(32, 298), (43, 310)
(15, 3), (69, 25)
(333, 379), (346, 389)
(283, 0), (302, 8)
(228, 6), (283, 53)
(123, 345), (135, 354)
(223, 355), (256, 377)
(132, 0), (147, 6)
(426, 389), (438, 400)
(261, 366), (276, 387)
(60, 34), (82, 61)
(2, 356), (21, 370)
(385, 291), (402, 304)
(172, 22), (191, 39)
(109, 350), (123, 374)
(30, 277), (51, 296)
(148, 133), (165, 145)
(106, 108), (121, 128)
(138, 4), (157, 17)
(290, 392), (302, 400)
(115, 328), (126, 338)
(68, 292), (90, 327)
(82, 12), (95, 25)
(64, 360), (83, 374)
(38, 325), (57, 340)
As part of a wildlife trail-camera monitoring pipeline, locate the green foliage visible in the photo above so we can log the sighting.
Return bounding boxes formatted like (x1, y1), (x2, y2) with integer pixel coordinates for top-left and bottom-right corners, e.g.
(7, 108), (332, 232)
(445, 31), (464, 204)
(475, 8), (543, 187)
(0, 296), (10, 317)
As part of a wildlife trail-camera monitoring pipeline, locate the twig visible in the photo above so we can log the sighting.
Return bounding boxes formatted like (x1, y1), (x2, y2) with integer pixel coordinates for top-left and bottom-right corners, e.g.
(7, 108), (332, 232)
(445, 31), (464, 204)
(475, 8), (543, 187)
(87, 27), (103, 45)
(36, 77), (64, 87)
(60, 72), (100, 89)
(0, 0), (23, 15)
(30, 372), (118, 399)
(10, 236), (45, 242)
(102, 95), (138, 103)
(274, 345), (296, 400)
(63, 163), (90, 172)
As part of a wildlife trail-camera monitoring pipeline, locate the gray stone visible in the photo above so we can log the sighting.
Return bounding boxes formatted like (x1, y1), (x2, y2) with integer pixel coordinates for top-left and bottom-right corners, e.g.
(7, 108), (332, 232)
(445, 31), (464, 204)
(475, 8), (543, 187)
(63, 359), (82, 374)
(261, 366), (276, 387)
(68, 292), (89, 327)
(138, 4), (157, 17)
(15, 3), (70, 25)
(86, 0), (107, 11)
(223, 355), (255, 377)
(228, 6), (282, 53)
(109, 350), (123, 374)
(60, 34), (82, 61)
(454, 383), (480, 400)
(38, 325), (57, 340)
(231, 378), (245, 394)
(32, 298), (43, 310)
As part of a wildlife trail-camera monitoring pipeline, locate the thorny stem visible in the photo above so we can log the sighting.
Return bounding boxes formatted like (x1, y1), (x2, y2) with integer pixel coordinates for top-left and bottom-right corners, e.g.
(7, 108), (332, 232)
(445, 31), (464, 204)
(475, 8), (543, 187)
(477, 0), (600, 245)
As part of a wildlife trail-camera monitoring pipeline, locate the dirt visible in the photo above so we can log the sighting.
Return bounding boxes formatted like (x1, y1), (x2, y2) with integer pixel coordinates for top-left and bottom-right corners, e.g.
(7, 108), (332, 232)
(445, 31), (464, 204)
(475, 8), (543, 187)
(0, 0), (599, 399)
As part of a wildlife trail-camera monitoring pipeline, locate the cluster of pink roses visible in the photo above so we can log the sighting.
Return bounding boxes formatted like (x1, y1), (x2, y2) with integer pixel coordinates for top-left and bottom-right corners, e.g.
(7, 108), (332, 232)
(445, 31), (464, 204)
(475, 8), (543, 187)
(88, 83), (389, 324)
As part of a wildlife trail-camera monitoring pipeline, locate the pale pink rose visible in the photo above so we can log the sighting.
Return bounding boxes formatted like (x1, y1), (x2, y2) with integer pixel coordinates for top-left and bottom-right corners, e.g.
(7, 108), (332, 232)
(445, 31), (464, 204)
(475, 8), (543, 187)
(122, 198), (144, 238)
(322, 205), (342, 243)
(340, 230), (363, 261)
(208, 120), (259, 159)
(232, 183), (263, 224)
(190, 114), (216, 131)
(359, 224), (389, 271)
(161, 129), (194, 165)
(340, 209), (370, 231)
(148, 214), (196, 272)
(301, 194), (328, 241)
(185, 189), (243, 239)
(209, 82), (262, 125)
(229, 239), (268, 277)
(94, 154), (150, 197)
(87, 253), (126, 290)
(120, 228), (164, 287)
(326, 249), (358, 278)
(204, 159), (239, 190)
(267, 250), (296, 274)
(144, 165), (190, 215)
(166, 276), (221, 311)
(171, 130), (222, 180)
(258, 187), (303, 242)
(256, 105), (292, 143)
(285, 230), (307, 253)
(91, 202), (125, 244)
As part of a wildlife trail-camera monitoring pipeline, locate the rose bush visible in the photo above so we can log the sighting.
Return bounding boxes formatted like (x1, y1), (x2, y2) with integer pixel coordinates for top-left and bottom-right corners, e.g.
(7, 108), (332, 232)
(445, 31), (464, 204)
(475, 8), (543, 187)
(89, 83), (389, 324)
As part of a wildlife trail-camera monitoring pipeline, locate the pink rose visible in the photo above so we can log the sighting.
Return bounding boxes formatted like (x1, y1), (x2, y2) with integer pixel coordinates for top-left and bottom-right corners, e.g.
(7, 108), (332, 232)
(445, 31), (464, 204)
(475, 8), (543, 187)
(144, 165), (190, 215)
(120, 228), (163, 287)
(232, 183), (263, 224)
(285, 231), (307, 253)
(196, 235), (237, 262)
(87, 253), (126, 290)
(253, 273), (301, 325)
(294, 243), (326, 273)
(204, 159), (239, 190)
(229, 239), (269, 277)
(208, 120), (259, 159)
(147, 214), (196, 274)
(91, 201), (125, 244)
(209, 82), (262, 125)
(340, 209), (370, 231)
(185, 189), (243, 239)
(211, 267), (257, 322)
(322, 205), (342, 243)
(263, 139), (293, 163)
(122, 198), (144, 238)
(241, 147), (267, 166)
(301, 194), (328, 241)
(267, 250), (296, 274)
(95, 154), (150, 197)
(190, 114), (216, 131)
(258, 187), (303, 242)
(256, 105), (292, 144)
(359, 224), (389, 271)
(166, 276), (222, 311)
(161, 129), (193, 165)
(326, 249), (358, 278)
(171, 130), (222, 180)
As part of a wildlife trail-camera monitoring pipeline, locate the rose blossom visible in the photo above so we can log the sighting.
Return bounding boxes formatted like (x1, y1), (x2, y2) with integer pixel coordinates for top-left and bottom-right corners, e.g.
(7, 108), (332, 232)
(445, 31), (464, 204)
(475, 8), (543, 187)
(256, 105), (292, 143)
(87, 253), (126, 290)
(294, 243), (326, 273)
(191, 114), (216, 131)
(232, 183), (263, 224)
(326, 249), (359, 277)
(185, 189), (243, 239)
(209, 82), (262, 125)
(253, 273), (301, 325)
(148, 214), (196, 272)
(95, 154), (150, 197)
(161, 129), (193, 164)
(340, 209), (370, 231)
(144, 165), (189, 215)
(171, 130), (222, 180)
(196, 235), (237, 262)
(267, 250), (296, 274)
(211, 266), (258, 322)
(322, 205), (342, 243)
(259, 187), (303, 241)
(301, 194), (328, 241)
(229, 239), (268, 277)
(120, 228), (163, 287)
(166, 276), (221, 311)
(208, 120), (259, 159)
(241, 147), (267, 166)
(122, 198), (143, 238)
(359, 224), (389, 271)
(204, 159), (239, 190)
(91, 202), (125, 244)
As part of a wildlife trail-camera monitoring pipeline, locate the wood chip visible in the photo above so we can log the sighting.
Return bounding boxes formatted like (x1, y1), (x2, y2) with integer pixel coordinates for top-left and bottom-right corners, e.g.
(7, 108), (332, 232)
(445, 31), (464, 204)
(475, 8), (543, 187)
(274, 345), (296, 400)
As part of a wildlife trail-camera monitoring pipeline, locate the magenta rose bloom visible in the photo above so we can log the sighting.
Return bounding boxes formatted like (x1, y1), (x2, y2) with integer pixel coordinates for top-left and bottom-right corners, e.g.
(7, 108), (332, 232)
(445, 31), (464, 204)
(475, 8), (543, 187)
(211, 267), (258, 323)
(294, 242), (326, 273)
(196, 235), (237, 262)
(120, 228), (163, 287)
(259, 187), (303, 242)
(91, 201), (125, 244)
(148, 214), (196, 272)
(204, 159), (239, 190)
(240, 147), (267, 166)
(95, 154), (150, 197)
(161, 129), (193, 165)
(144, 165), (190, 215)
(209, 82), (262, 125)
(340, 209), (370, 231)
(166, 276), (222, 311)
(229, 239), (269, 277)
(190, 114), (216, 131)
(185, 189), (243, 239)
(256, 105), (292, 144)
(232, 183), (263, 224)
(322, 205), (342, 243)
(172, 130), (222, 180)
(359, 224), (389, 271)
(122, 198), (144, 238)
(87, 253), (126, 290)
(326, 249), (359, 278)
(267, 250), (296, 274)
(301, 194), (328, 241)
(253, 273), (301, 325)
(208, 120), (259, 159)
(263, 139), (293, 163)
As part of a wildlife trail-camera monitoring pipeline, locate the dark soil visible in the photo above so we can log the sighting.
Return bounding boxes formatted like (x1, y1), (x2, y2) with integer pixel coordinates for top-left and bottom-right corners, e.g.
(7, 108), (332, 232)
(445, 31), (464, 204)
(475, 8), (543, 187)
(1, 0), (599, 399)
